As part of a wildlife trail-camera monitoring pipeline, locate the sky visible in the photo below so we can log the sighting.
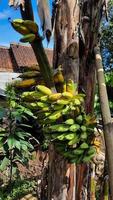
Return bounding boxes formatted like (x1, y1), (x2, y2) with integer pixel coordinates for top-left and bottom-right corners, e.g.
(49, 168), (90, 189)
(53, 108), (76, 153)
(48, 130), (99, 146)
(0, 0), (53, 48)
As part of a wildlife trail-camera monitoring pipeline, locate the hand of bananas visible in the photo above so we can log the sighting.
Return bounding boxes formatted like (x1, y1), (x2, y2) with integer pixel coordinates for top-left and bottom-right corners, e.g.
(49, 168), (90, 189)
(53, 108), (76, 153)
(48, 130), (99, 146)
(10, 18), (39, 43)
(20, 83), (97, 164)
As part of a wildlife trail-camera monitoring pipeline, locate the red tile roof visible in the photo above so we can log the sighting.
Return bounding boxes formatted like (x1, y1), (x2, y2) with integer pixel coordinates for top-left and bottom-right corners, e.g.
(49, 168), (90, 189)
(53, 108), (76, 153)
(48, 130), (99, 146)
(0, 47), (14, 72)
(0, 43), (53, 72)
(10, 43), (38, 69)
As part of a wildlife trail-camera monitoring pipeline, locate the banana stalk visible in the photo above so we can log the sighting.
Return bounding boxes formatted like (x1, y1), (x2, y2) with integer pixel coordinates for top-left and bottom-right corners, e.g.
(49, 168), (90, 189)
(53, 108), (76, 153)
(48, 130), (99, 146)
(20, 0), (55, 90)
(90, 163), (96, 200)
(103, 176), (109, 200)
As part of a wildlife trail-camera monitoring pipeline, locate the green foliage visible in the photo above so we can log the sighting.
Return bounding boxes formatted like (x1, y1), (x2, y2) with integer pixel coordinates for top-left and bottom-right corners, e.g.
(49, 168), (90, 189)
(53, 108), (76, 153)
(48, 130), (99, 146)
(105, 71), (113, 87)
(101, 0), (113, 69)
(0, 178), (37, 200)
(94, 72), (113, 116)
(0, 85), (35, 180)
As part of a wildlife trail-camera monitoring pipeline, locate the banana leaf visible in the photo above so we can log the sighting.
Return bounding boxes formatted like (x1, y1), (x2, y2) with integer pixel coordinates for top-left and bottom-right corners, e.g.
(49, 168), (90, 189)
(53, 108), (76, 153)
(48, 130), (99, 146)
(9, 0), (25, 10)
(37, 0), (52, 42)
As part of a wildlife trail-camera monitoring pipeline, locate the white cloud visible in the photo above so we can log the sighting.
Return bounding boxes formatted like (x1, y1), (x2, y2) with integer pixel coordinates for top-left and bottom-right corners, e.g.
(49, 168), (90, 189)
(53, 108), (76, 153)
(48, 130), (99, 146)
(0, 9), (12, 20)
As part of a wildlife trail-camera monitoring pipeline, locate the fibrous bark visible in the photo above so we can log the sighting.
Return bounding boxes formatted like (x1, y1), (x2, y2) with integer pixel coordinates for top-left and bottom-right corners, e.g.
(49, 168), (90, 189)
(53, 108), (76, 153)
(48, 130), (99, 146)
(53, 0), (79, 84)
(52, 0), (106, 200)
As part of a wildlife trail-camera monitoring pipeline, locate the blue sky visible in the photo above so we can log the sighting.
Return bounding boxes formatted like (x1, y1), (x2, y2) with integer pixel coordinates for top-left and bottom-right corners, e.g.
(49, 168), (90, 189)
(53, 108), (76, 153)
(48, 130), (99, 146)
(0, 0), (53, 48)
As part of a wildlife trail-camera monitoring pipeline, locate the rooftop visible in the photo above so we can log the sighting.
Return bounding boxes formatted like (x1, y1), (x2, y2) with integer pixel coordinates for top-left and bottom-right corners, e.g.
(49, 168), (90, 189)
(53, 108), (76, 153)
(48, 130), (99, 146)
(0, 43), (53, 72)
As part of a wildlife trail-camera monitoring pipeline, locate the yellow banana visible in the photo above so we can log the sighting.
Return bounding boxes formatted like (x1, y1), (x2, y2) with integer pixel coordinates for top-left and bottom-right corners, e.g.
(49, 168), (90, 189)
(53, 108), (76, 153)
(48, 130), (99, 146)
(62, 91), (73, 99)
(13, 79), (37, 88)
(74, 99), (81, 106)
(63, 82), (66, 92)
(20, 33), (36, 43)
(48, 93), (62, 101)
(36, 85), (52, 95)
(57, 99), (70, 105)
(42, 107), (50, 111)
(53, 65), (64, 83)
(13, 19), (24, 23)
(66, 79), (76, 95)
(40, 95), (48, 102)
(22, 20), (39, 33)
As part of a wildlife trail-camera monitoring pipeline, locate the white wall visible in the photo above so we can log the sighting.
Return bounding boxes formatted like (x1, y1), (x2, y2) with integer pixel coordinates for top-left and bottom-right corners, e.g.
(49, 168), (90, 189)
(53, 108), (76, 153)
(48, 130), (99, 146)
(0, 72), (20, 90)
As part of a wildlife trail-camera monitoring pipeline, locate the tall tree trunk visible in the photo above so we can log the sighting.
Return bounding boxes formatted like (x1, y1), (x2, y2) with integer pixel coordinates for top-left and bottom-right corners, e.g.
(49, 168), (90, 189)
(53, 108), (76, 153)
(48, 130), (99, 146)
(48, 1), (79, 200)
(52, 0), (105, 199)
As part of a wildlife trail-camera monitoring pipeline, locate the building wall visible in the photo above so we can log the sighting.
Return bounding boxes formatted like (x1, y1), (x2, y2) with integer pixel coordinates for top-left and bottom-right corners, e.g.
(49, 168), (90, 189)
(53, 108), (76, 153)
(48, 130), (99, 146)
(0, 72), (20, 90)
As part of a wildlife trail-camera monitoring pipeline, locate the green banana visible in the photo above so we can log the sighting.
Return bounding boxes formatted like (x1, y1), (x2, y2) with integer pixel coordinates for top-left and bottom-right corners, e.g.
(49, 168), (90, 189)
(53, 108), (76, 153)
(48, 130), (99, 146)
(73, 149), (84, 155)
(64, 118), (75, 125)
(80, 142), (89, 149)
(36, 85), (52, 95)
(83, 154), (94, 163)
(69, 124), (80, 132)
(49, 124), (69, 132)
(68, 135), (79, 145)
(11, 19), (30, 35)
(21, 91), (43, 101)
(53, 104), (64, 111)
(65, 133), (75, 140)
(81, 125), (87, 132)
(18, 71), (40, 78)
(37, 102), (48, 108)
(44, 112), (51, 117)
(20, 33), (36, 43)
(57, 133), (66, 141)
(62, 106), (70, 115)
(80, 132), (87, 140)
(51, 133), (60, 139)
(29, 102), (38, 110)
(48, 111), (62, 121)
(87, 147), (96, 155)
(22, 20), (38, 33)
(76, 115), (83, 124)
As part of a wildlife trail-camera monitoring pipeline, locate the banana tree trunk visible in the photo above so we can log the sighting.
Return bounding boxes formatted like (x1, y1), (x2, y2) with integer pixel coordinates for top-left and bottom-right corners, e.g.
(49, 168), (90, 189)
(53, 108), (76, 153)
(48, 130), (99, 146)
(51, 0), (106, 199)
(47, 1), (79, 199)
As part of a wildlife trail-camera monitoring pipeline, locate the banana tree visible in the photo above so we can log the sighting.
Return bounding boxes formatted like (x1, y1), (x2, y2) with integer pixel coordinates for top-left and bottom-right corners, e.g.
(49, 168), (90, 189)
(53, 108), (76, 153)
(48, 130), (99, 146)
(8, 0), (113, 199)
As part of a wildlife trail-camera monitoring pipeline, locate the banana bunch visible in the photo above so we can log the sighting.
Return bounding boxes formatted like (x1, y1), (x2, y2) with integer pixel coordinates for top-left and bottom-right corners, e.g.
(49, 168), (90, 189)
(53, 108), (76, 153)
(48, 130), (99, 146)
(10, 19), (39, 43)
(19, 83), (97, 164)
